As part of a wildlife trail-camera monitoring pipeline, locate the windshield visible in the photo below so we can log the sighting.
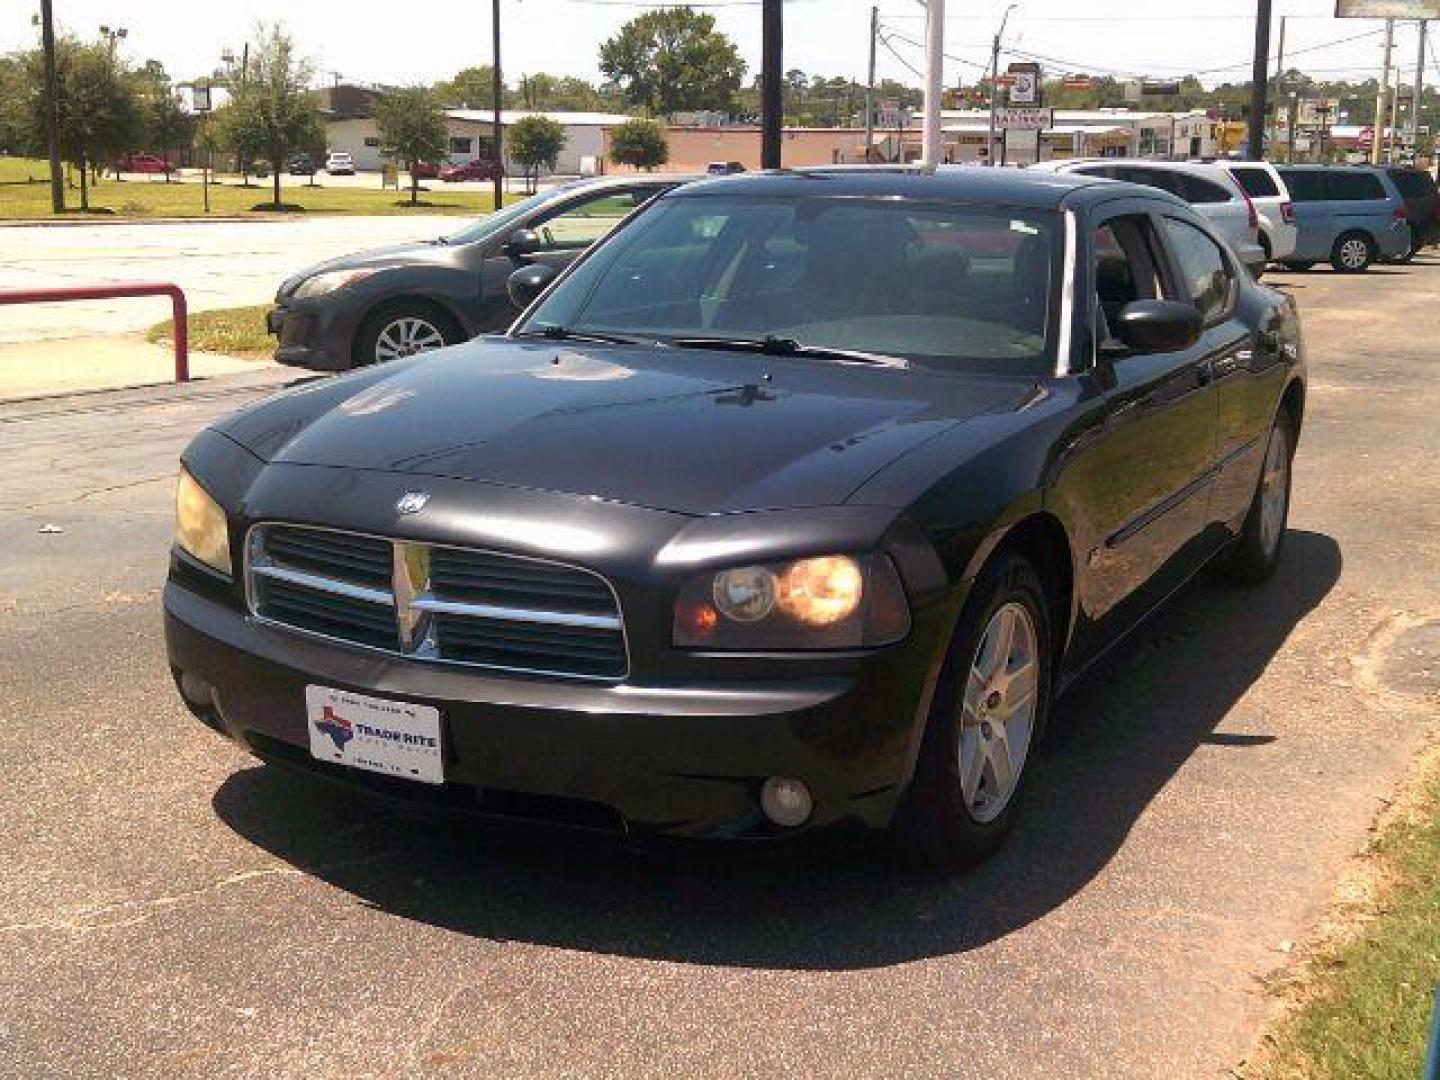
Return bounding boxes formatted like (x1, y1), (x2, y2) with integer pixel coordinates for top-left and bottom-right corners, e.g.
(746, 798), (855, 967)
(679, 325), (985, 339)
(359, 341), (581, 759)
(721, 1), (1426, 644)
(518, 194), (1061, 371)
(442, 182), (587, 245)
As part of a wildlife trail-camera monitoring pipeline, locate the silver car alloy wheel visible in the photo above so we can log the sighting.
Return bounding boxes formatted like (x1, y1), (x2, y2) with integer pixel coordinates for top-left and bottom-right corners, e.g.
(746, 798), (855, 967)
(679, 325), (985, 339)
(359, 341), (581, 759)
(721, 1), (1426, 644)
(958, 600), (1040, 824)
(374, 317), (446, 363)
(1339, 237), (1370, 270)
(1259, 424), (1291, 556)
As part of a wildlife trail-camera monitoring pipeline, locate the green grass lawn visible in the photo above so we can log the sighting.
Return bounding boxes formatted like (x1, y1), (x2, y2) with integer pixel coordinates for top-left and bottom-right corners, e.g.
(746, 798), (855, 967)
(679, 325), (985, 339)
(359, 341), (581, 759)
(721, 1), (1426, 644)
(1261, 754), (1440, 1078)
(147, 304), (273, 359)
(0, 158), (500, 218)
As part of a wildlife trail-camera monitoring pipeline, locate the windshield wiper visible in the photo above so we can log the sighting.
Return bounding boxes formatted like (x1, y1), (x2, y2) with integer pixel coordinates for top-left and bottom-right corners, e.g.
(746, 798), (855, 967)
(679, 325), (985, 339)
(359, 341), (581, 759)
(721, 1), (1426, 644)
(669, 334), (907, 368)
(514, 324), (648, 346)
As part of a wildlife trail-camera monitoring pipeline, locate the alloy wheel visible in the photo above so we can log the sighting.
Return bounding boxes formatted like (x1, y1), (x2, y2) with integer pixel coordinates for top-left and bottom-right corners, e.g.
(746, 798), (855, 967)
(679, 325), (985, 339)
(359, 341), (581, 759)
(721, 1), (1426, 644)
(1259, 425), (1291, 556)
(374, 317), (446, 363)
(958, 601), (1040, 824)
(1339, 238), (1370, 270)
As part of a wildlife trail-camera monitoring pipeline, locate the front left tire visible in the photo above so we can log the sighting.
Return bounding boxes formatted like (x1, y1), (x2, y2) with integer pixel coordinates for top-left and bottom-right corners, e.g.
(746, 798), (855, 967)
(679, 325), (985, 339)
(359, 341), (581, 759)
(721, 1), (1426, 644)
(353, 301), (463, 367)
(895, 552), (1053, 871)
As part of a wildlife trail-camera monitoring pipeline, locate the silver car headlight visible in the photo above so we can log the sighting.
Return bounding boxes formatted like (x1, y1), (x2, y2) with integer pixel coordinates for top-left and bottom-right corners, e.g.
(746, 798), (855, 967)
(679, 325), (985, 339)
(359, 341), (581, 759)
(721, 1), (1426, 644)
(174, 469), (231, 577)
(292, 267), (378, 299)
(673, 553), (910, 650)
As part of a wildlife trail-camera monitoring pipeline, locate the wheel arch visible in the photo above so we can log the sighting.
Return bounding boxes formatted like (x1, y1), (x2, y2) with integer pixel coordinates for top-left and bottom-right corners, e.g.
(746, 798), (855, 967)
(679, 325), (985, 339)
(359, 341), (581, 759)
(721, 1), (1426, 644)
(350, 294), (469, 366)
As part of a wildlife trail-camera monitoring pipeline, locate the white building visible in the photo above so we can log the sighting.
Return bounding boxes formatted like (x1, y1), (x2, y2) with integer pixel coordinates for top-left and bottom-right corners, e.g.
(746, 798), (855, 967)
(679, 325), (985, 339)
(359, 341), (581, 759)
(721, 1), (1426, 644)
(323, 103), (634, 175)
(921, 108), (1223, 164)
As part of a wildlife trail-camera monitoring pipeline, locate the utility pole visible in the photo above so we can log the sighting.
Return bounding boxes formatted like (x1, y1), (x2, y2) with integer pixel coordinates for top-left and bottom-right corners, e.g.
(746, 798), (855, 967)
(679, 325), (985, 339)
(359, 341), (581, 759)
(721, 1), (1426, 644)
(1372, 18), (1394, 165)
(38, 0), (64, 213)
(1414, 21), (1428, 152)
(864, 6), (877, 156)
(1389, 47), (1402, 162)
(986, 4), (1017, 168)
(921, 0), (945, 167)
(761, 0), (783, 168)
(1246, 0), (1272, 161)
(1275, 16), (1288, 161)
(492, 0), (504, 210)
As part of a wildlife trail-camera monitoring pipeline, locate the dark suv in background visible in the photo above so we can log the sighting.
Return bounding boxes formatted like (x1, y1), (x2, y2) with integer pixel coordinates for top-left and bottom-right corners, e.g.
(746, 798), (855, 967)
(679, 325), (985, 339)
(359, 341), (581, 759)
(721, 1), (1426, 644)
(1384, 166), (1440, 259)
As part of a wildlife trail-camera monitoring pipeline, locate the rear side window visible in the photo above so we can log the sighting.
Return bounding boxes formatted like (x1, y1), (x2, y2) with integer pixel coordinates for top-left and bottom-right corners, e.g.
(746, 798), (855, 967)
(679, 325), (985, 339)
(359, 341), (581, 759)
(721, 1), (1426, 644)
(1113, 166), (1185, 197)
(1328, 172), (1387, 201)
(1388, 169), (1437, 199)
(1279, 170), (1326, 202)
(1178, 174), (1235, 204)
(1231, 167), (1280, 198)
(1162, 218), (1235, 325)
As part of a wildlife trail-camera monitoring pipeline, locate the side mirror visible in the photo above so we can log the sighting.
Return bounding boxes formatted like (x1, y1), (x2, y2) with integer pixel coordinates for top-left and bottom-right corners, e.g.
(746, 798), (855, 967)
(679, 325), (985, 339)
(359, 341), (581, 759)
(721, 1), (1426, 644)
(1111, 299), (1203, 354)
(505, 228), (541, 258)
(507, 263), (558, 309)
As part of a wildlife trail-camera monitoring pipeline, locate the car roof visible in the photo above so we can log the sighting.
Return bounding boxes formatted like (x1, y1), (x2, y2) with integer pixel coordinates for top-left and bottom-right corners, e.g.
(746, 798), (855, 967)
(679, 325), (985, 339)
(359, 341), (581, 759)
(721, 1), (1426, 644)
(673, 166), (1116, 210)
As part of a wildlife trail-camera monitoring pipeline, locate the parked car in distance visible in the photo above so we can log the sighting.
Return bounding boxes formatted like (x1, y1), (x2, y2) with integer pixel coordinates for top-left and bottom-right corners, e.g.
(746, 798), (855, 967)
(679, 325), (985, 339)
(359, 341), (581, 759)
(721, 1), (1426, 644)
(325, 151), (356, 176)
(1382, 165), (1439, 258)
(410, 160), (441, 179)
(287, 153), (315, 176)
(116, 152), (170, 174)
(706, 161), (747, 175)
(1027, 158), (1267, 276)
(439, 159), (504, 183)
(1222, 161), (1297, 263)
(266, 174), (690, 370)
(173, 169), (1305, 870)
(1273, 165), (1411, 271)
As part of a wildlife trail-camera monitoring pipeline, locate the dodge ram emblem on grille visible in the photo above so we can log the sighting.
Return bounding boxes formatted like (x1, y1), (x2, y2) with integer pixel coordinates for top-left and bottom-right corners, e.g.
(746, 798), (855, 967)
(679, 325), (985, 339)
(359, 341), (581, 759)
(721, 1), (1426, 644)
(395, 491), (430, 515)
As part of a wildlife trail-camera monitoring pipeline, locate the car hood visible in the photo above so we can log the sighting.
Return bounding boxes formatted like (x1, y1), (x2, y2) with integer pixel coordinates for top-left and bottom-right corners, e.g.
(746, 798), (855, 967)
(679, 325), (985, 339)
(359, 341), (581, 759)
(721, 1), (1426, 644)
(277, 241), (457, 296)
(215, 339), (1036, 515)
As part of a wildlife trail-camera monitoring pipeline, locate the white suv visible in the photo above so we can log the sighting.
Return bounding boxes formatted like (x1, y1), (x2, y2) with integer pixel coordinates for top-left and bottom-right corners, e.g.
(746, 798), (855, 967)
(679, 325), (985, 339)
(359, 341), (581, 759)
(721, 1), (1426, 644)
(1027, 158), (1267, 276)
(1221, 161), (1298, 263)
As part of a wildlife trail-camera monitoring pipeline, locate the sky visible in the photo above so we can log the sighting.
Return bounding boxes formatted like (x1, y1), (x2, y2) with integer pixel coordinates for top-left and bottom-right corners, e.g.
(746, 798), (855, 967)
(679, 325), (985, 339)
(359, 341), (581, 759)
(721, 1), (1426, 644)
(3, 0), (1434, 93)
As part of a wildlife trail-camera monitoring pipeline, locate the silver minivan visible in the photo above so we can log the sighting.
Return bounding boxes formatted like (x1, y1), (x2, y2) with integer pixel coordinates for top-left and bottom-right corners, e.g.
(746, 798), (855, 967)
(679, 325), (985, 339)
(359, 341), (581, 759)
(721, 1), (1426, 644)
(1027, 158), (1267, 275)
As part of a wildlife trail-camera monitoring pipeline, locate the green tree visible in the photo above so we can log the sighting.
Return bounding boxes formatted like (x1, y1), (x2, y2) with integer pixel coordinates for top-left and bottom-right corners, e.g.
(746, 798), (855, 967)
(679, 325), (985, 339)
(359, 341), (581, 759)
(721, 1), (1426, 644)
(435, 65), (516, 109)
(608, 117), (668, 171)
(375, 85), (449, 204)
(0, 55), (25, 155)
(22, 36), (139, 210)
(507, 114), (565, 192)
(599, 9), (745, 116)
(515, 73), (616, 112)
(134, 66), (194, 182)
(220, 23), (321, 208)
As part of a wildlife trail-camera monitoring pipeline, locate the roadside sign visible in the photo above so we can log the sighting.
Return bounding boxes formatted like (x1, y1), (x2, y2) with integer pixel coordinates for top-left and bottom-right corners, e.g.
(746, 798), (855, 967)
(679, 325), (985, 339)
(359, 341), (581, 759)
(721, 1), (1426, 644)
(1336, 0), (1440, 16)
(1357, 125), (1375, 150)
(1009, 72), (1038, 105)
(996, 108), (1053, 131)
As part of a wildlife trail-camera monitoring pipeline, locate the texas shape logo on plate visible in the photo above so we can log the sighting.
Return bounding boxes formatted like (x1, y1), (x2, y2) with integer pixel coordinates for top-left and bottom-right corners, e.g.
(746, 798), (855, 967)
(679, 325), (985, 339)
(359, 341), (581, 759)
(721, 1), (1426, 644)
(314, 705), (354, 751)
(396, 490), (430, 515)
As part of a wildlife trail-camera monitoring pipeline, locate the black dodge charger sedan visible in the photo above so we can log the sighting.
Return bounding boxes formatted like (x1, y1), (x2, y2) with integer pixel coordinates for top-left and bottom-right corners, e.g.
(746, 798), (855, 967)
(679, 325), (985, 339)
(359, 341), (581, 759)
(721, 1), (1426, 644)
(167, 169), (1305, 868)
(266, 174), (687, 371)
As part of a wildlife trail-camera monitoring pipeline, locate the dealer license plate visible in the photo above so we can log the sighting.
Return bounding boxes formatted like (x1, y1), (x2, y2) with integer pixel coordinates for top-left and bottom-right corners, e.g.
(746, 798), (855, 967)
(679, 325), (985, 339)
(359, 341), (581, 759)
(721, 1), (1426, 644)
(305, 685), (443, 785)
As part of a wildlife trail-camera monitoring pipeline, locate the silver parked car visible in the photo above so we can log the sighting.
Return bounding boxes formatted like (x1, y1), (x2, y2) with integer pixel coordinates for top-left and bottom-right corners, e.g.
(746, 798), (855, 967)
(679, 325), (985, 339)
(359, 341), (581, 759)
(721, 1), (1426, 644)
(1026, 159), (1267, 275)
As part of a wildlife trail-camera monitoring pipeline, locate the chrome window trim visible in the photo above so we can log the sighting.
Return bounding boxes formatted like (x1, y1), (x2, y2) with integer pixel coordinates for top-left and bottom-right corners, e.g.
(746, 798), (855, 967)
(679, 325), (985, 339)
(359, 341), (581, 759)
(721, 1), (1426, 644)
(243, 522), (630, 682)
(1056, 208), (1078, 376)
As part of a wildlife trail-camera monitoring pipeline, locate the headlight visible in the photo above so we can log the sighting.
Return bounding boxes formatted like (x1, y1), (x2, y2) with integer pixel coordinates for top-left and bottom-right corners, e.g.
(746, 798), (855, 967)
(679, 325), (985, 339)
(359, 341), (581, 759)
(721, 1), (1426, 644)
(292, 267), (378, 299)
(675, 553), (910, 651)
(174, 469), (231, 577)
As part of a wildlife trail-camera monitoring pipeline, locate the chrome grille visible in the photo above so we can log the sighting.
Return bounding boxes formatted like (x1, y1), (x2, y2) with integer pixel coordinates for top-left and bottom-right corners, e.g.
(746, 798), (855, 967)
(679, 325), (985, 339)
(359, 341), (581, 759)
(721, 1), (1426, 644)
(247, 524), (627, 680)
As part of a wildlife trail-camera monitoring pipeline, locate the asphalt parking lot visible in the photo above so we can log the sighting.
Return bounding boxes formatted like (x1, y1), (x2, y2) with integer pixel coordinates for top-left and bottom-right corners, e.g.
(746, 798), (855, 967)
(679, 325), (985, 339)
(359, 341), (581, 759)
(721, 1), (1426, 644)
(1, 260), (1437, 1077)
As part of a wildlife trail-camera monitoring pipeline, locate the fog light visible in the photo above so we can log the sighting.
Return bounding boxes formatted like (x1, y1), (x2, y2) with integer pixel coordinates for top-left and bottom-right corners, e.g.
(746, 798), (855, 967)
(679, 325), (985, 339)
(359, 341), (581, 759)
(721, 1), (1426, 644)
(178, 670), (215, 709)
(760, 776), (813, 828)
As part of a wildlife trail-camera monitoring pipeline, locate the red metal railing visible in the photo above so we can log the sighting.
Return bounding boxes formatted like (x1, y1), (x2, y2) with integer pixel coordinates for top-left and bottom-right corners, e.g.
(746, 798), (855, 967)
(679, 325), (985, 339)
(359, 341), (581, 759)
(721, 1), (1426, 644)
(0, 282), (189, 382)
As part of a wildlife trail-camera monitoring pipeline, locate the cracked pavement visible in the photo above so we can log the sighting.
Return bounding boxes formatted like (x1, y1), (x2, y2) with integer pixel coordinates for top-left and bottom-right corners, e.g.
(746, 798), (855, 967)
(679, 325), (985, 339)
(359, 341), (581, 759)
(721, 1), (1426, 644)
(1, 264), (1437, 1078)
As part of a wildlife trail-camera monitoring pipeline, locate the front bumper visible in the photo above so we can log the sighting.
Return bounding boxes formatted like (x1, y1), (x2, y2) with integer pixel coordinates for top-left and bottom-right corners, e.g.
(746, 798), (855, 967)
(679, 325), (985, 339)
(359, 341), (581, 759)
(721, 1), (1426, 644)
(267, 299), (357, 371)
(166, 581), (935, 841)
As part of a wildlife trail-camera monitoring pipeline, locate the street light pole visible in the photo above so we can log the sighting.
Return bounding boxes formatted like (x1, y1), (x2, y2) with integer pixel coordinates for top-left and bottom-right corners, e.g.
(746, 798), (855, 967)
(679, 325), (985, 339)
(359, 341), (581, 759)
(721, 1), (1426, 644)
(986, 4), (1017, 168)
(761, 0), (783, 168)
(1414, 21), (1428, 153)
(491, 0), (504, 210)
(1246, 0), (1272, 161)
(864, 6), (878, 156)
(921, 0), (945, 167)
(38, 0), (64, 213)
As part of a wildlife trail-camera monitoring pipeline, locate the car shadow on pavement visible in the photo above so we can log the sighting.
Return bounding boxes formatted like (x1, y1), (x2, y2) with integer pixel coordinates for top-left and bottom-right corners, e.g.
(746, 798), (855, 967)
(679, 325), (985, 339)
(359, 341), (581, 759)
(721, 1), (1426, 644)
(213, 529), (1342, 971)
